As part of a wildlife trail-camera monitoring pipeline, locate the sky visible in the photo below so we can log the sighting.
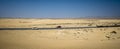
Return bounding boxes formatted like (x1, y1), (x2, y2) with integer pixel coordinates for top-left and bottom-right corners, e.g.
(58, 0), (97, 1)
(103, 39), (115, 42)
(0, 0), (120, 18)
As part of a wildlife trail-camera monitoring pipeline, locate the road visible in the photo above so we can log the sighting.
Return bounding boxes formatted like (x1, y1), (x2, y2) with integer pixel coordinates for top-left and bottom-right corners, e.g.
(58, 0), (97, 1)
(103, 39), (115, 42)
(0, 25), (120, 30)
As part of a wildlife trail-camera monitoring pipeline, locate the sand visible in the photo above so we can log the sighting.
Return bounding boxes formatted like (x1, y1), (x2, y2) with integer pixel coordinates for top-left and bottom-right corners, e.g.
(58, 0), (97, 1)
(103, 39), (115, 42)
(0, 18), (120, 49)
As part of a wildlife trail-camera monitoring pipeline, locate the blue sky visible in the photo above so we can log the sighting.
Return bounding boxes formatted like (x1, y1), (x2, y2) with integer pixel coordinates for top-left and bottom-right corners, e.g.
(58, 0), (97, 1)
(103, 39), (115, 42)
(0, 0), (120, 18)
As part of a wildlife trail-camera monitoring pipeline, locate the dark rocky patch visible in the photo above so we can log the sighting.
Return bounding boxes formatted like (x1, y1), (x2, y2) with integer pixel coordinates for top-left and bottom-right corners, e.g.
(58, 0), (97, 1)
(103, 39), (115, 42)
(110, 31), (117, 34)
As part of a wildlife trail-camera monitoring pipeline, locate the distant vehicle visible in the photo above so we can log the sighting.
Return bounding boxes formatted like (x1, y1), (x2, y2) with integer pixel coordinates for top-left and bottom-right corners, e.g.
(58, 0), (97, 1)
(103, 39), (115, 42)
(56, 26), (62, 28)
(32, 27), (38, 30)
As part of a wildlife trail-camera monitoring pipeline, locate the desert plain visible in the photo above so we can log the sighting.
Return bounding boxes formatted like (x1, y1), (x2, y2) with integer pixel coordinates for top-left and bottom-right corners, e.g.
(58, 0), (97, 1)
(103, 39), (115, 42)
(0, 18), (120, 49)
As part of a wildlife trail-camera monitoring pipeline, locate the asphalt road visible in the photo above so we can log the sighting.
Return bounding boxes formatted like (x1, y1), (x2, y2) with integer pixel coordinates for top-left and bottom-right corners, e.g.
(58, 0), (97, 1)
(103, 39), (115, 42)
(0, 25), (120, 30)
